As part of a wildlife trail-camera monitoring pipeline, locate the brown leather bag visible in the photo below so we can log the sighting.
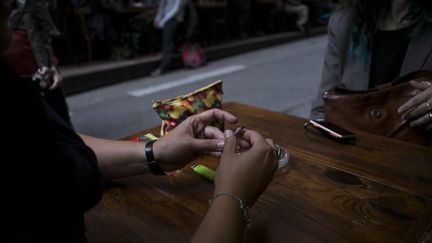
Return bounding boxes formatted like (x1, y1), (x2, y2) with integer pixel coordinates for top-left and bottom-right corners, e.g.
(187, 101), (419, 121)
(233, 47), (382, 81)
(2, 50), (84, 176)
(323, 70), (432, 146)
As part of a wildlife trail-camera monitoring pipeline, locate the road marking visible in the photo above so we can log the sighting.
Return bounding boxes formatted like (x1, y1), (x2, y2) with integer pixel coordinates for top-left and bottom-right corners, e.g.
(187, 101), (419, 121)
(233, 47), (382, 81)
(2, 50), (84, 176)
(128, 65), (246, 97)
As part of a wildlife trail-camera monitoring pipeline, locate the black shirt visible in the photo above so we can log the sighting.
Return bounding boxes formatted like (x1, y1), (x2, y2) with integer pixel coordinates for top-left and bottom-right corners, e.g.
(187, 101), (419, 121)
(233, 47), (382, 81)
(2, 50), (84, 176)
(369, 25), (414, 88)
(1, 59), (103, 243)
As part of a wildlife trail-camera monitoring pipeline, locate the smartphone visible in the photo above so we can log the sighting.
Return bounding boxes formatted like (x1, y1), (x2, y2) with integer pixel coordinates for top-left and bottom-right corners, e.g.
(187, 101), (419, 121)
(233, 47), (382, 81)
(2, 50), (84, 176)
(307, 119), (356, 143)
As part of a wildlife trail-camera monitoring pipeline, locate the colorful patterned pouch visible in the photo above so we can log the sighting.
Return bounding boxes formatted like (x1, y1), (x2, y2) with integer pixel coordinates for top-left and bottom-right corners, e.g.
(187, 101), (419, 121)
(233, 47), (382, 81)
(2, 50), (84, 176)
(152, 80), (223, 136)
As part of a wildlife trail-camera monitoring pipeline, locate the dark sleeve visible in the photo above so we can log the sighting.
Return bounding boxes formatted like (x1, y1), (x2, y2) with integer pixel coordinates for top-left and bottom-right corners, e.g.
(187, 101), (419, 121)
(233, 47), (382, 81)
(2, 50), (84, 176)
(1, 64), (102, 241)
(310, 11), (351, 119)
(3, 68), (102, 205)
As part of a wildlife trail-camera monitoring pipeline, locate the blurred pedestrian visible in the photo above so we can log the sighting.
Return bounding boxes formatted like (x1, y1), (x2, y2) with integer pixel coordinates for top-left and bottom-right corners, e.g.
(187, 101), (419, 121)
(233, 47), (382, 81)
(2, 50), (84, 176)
(151, 0), (198, 76)
(283, 0), (309, 33)
(6, 0), (72, 125)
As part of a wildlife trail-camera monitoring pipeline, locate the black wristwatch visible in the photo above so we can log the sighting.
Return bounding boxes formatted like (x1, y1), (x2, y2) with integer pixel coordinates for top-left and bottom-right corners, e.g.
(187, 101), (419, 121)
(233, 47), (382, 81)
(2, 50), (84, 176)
(145, 140), (166, 175)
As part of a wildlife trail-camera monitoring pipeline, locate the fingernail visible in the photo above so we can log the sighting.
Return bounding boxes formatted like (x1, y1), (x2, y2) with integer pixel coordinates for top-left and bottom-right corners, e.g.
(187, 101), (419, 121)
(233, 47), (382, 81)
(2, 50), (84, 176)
(217, 140), (224, 149)
(224, 130), (233, 139)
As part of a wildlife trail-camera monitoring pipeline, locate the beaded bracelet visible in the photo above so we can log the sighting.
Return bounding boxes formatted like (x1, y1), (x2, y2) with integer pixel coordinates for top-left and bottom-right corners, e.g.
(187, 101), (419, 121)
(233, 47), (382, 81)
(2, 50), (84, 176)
(209, 192), (250, 226)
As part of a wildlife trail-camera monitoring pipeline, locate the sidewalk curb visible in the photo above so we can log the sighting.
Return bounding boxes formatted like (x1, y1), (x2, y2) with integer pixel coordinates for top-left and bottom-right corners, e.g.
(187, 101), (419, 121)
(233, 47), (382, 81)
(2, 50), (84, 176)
(63, 27), (326, 95)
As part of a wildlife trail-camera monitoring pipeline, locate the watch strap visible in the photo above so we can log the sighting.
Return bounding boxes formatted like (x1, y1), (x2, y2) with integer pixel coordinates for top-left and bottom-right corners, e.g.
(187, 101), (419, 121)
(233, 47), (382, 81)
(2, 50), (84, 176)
(145, 140), (166, 175)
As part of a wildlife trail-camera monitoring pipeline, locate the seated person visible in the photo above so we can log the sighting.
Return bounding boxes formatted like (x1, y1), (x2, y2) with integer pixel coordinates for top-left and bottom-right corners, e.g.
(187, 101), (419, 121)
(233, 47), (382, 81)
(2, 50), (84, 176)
(310, 0), (432, 131)
(0, 2), (278, 242)
(152, 0), (198, 76)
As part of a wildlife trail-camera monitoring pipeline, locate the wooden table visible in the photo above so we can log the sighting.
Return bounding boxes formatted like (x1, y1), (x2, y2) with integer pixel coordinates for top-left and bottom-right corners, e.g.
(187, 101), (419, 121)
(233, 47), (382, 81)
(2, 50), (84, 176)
(85, 102), (432, 243)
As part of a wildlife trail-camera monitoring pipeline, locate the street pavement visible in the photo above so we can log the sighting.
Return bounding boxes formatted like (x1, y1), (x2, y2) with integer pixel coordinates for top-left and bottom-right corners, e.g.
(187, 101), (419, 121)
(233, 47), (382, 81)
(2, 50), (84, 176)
(67, 35), (327, 139)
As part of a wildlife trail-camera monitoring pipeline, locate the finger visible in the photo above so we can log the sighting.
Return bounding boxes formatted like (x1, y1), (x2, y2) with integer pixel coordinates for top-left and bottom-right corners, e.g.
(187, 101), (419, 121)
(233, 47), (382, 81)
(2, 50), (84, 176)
(398, 88), (431, 114)
(40, 68), (52, 81)
(238, 137), (252, 149)
(49, 73), (63, 90)
(265, 138), (278, 163)
(239, 129), (267, 148)
(411, 80), (432, 91)
(233, 127), (251, 148)
(196, 109), (238, 125)
(39, 66), (49, 74)
(266, 138), (280, 172)
(204, 125), (224, 140)
(49, 78), (60, 90)
(410, 112), (432, 127)
(203, 151), (222, 157)
(191, 138), (226, 153)
(402, 99), (432, 120)
(265, 138), (276, 149)
(222, 130), (238, 154)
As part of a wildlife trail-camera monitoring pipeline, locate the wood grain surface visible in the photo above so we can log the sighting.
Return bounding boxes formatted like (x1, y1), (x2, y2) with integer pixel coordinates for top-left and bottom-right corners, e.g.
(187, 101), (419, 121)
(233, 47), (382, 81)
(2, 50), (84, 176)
(85, 102), (432, 243)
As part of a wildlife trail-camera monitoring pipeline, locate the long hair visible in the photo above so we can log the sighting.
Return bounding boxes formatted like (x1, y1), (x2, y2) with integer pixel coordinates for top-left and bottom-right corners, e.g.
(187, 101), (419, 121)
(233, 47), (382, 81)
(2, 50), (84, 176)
(341, 0), (432, 60)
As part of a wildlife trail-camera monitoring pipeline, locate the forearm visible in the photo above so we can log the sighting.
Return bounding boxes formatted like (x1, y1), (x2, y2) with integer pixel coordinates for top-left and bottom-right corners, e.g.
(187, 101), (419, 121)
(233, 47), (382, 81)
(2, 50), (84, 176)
(191, 196), (246, 243)
(79, 134), (149, 179)
(22, 12), (51, 67)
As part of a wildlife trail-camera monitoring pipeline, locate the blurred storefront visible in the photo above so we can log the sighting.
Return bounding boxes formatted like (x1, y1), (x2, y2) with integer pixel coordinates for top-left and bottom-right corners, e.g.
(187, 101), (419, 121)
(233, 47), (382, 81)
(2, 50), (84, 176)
(40, 0), (338, 65)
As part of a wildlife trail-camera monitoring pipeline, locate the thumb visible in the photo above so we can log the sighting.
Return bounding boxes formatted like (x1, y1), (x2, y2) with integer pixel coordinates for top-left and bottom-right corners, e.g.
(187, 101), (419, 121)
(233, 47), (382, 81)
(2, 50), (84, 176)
(222, 130), (237, 154)
(190, 138), (225, 152)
